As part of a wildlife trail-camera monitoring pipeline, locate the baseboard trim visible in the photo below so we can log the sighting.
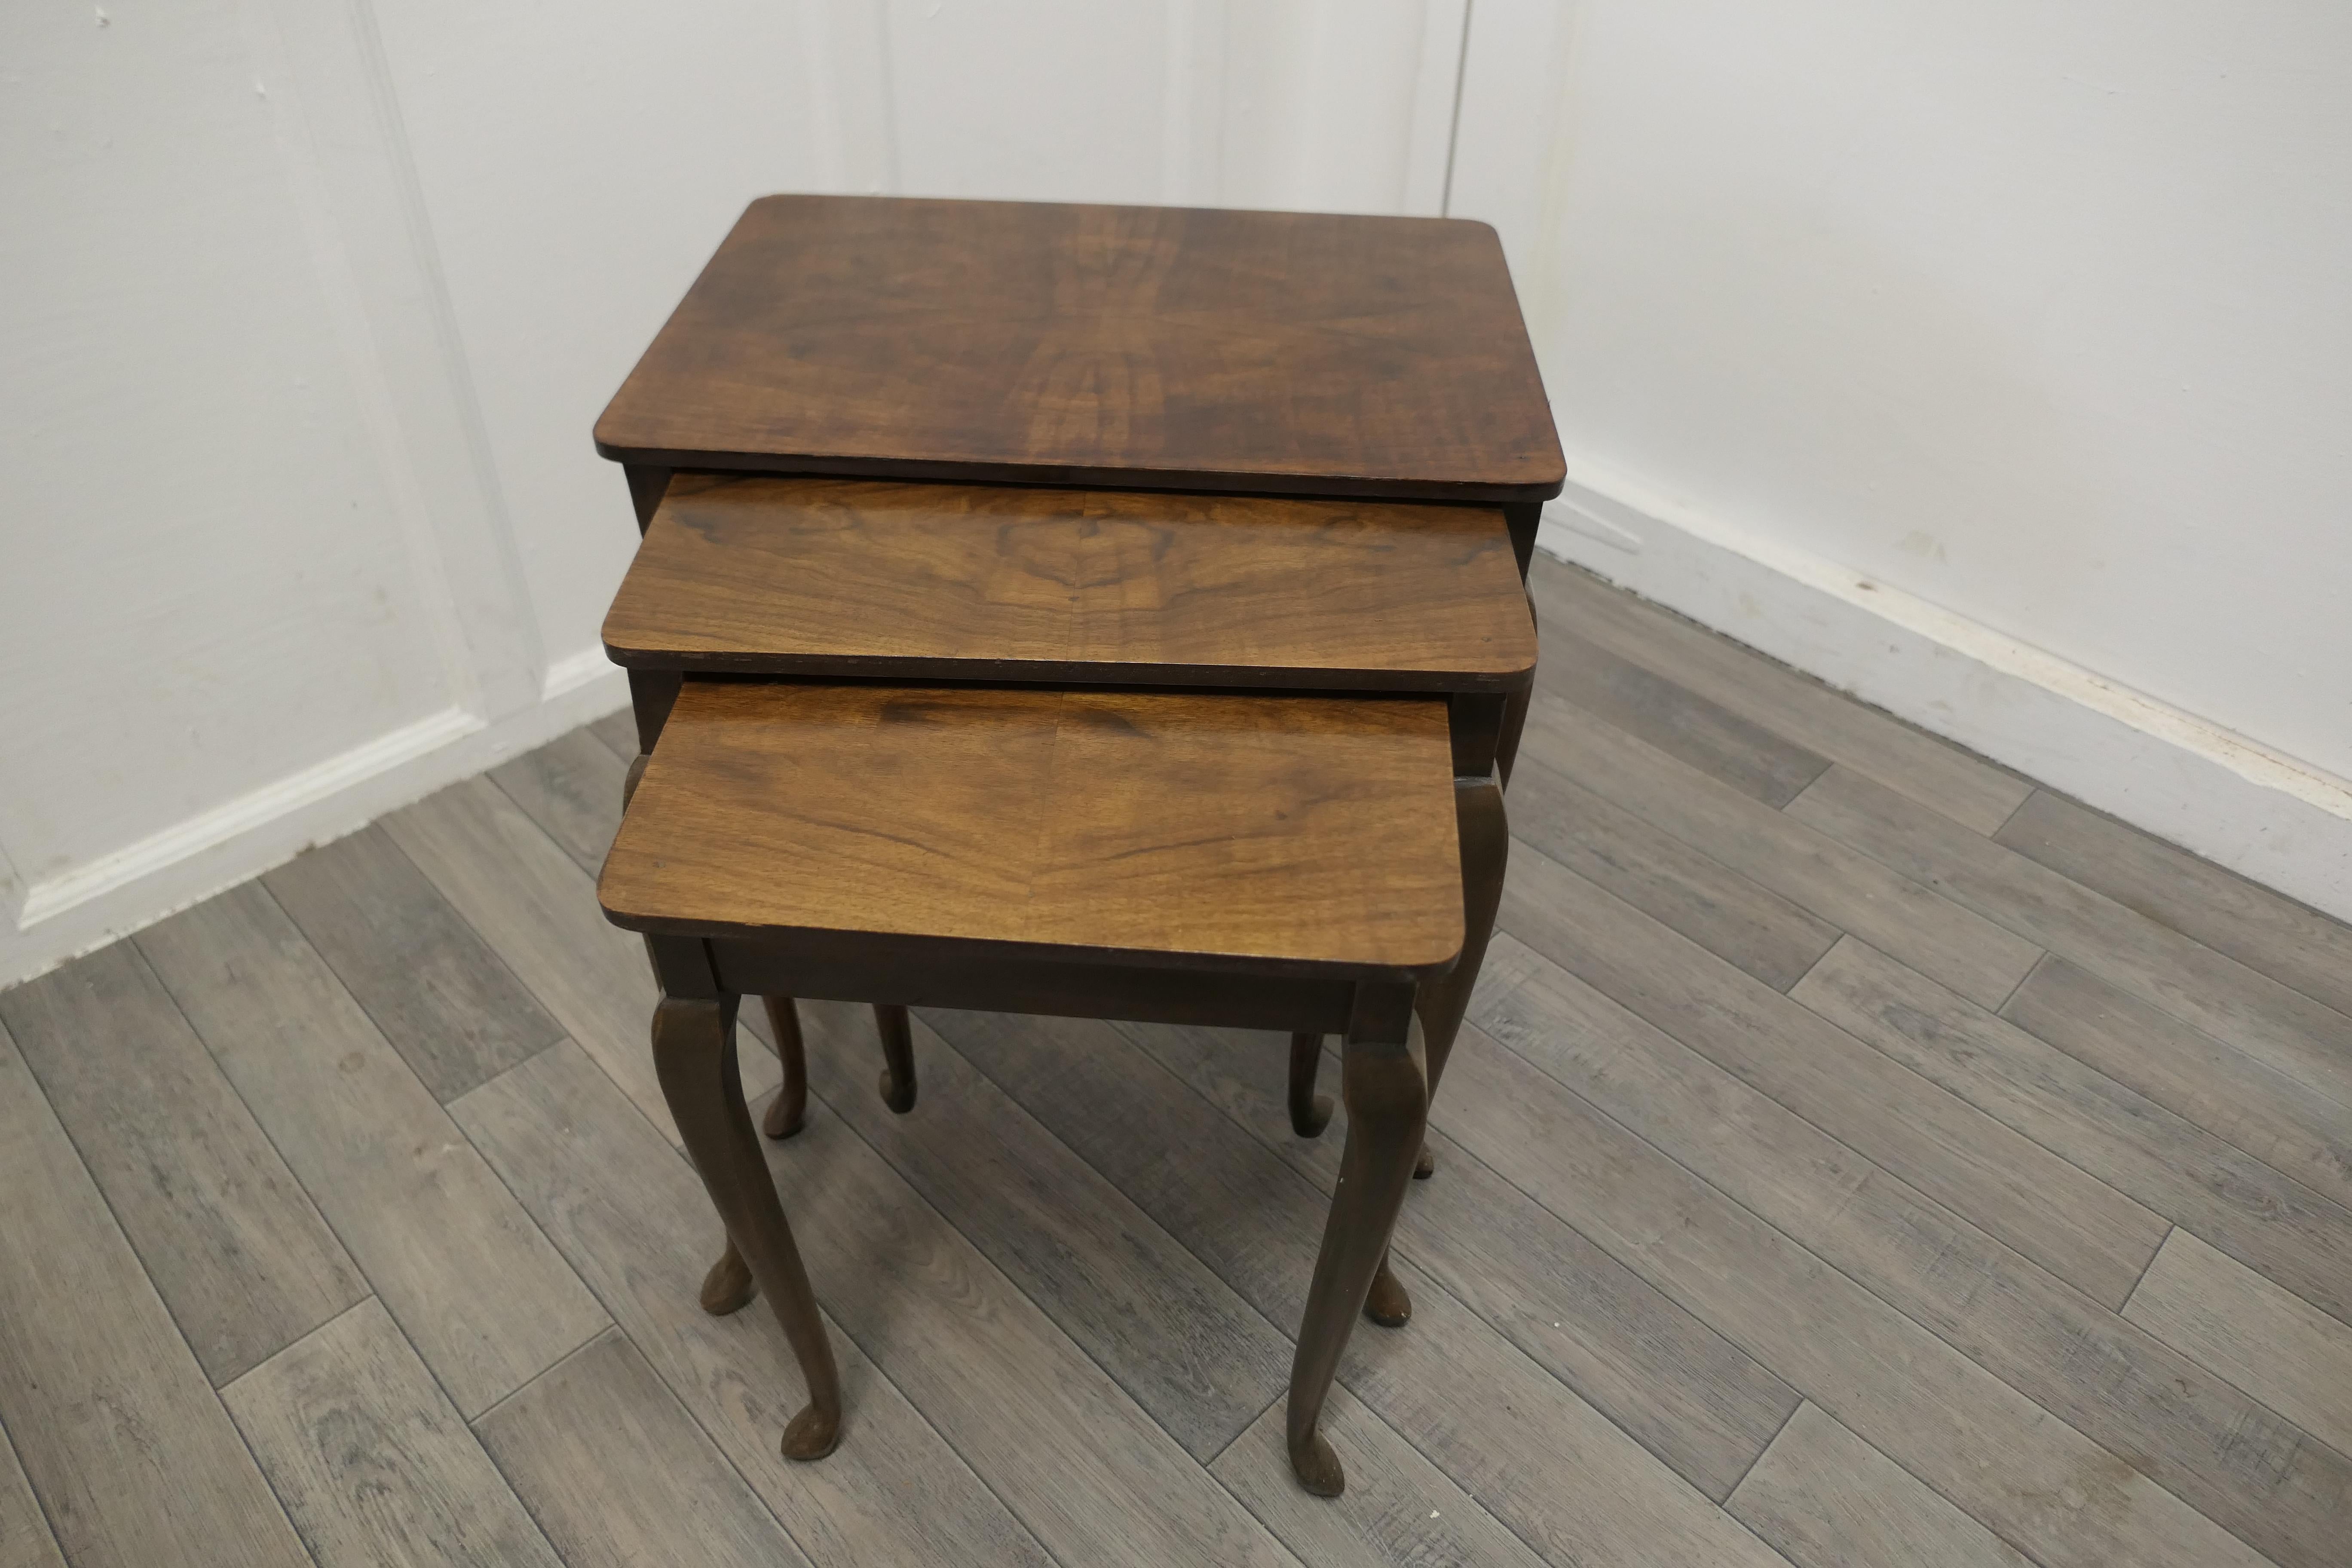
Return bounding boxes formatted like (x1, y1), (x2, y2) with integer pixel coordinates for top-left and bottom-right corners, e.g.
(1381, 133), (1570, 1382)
(1537, 456), (2352, 926)
(2, 654), (630, 990)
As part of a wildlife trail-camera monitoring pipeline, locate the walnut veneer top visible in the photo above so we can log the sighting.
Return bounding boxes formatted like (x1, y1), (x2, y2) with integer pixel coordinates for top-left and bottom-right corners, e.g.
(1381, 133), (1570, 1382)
(598, 680), (1463, 975)
(594, 195), (1564, 502)
(602, 475), (1536, 691)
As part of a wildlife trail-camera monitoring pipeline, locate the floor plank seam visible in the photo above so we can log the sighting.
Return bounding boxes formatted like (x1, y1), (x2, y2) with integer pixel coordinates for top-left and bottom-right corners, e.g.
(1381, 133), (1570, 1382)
(439, 1075), (865, 1568)
(0, 1401), (72, 1566)
(948, 1009), (1728, 1561)
(1495, 842), (2164, 1284)
(1452, 980), (2216, 1552)
(257, 864), (531, 1111)
(22, 938), (360, 1394)
(798, 1069), (1257, 1485)
(1780, 785), (2352, 1097)
(1090, 1015), (1791, 1531)
(1722, 1393), (1803, 1501)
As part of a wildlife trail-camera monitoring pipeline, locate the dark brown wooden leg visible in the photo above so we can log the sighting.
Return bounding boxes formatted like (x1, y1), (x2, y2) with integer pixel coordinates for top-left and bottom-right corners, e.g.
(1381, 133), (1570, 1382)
(1408, 776), (1508, 1182)
(1286, 1011), (1427, 1496)
(1496, 683), (1531, 790)
(701, 1239), (754, 1315)
(1363, 1249), (1411, 1327)
(874, 1004), (916, 1113)
(763, 995), (808, 1138)
(1287, 1031), (1331, 1136)
(652, 994), (842, 1460)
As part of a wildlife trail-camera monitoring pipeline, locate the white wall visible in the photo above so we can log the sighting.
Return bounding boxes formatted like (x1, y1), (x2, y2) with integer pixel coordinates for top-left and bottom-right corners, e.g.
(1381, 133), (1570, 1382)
(0, 0), (1470, 988)
(1452, 0), (2352, 918)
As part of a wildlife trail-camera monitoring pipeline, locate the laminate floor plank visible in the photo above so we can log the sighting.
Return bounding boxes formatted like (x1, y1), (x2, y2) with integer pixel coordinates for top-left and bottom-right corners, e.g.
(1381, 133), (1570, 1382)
(793, 999), (1292, 1462)
(1440, 973), (2268, 1568)
(1528, 558), (2031, 833)
(474, 1329), (815, 1568)
(222, 1298), (562, 1568)
(0, 944), (364, 1387)
(1522, 691), (2041, 1007)
(1798, 937), (2352, 1327)
(1537, 625), (1829, 807)
(490, 729), (631, 880)
(925, 1007), (1789, 1568)
(1212, 1381), (1552, 1568)
(1997, 788), (2352, 1020)
(1727, 1403), (2034, 1568)
(1507, 755), (1839, 992)
(138, 885), (610, 1417)
(1498, 848), (2163, 1308)
(587, 707), (641, 762)
(385, 776), (778, 1148)
(0, 1412), (65, 1568)
(2123, 1229), (2352, 1459)
(0, 1019), (312, 1568)
(1104, 1016), (1802, 1502)
(1788, 764), (2352, 1114)
(749, 1060), (1303, 1566)
(2003, 956), (2352, 1214)
(261, 825), (560, 1102)
(1473, 926), (2346, 1568)
(450, 1042), (1053, 1568)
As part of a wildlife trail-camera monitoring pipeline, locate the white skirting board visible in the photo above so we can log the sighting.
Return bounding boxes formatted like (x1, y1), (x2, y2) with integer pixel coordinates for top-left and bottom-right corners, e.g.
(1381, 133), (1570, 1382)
(0, 653), (630, 992)
(1537, 458), (2352, 928)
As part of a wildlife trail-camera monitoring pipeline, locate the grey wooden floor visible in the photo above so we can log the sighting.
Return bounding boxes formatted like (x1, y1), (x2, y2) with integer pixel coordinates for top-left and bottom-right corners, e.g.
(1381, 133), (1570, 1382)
(6, 556), (2352, 1568)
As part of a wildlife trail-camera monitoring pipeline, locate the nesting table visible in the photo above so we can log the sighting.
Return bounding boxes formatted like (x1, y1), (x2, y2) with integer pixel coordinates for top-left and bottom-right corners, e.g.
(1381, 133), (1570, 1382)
(591, 194), (1563, 1496)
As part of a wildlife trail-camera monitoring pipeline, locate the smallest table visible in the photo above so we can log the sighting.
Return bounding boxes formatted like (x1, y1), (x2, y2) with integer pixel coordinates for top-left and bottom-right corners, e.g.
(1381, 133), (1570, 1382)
(601, 678), (1464, 1495)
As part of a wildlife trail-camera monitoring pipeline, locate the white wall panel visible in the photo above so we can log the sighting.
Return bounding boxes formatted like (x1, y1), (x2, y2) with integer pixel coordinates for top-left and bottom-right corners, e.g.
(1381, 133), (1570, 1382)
(0, 0), (457, 913)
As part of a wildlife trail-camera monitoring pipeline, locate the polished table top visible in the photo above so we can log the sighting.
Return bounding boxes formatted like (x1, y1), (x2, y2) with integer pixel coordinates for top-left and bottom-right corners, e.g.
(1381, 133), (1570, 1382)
(596, 194), (1564, 503)
(602, 475), (1536, 692)
(600, 679), (1463, 977)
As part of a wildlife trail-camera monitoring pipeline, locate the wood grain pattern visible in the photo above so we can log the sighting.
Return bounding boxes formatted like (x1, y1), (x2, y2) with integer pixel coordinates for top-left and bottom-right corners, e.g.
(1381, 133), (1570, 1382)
(1727, 1403), (2033, 1568)
(1798, 937), (2352, 1328)
(1473, 921), (2351, 1568)
(262, 824), (560, 1102)
(0, 1387), (64, 1568)
(1522, 689), (2042, 1008)
(1495, 850), (2164, 1306)
(594, 194), (1564, 502)
(1528, 557), (2031, 833)
(475, 1330), (815, 1568)
(922, 1007), (1782, 1563)
(2004, 955), (2352, 1213)
(450, 1042), (1055, 1568)
(1538, 627), (1829, 806)
(791, 1000), (1290, 1461)
(385, 776), (778, 1146)
(1505, 754), (1841, 992)
(603, 682), (1461, 975)
(1789, 764), (2352, 1112)
(1997, 787), (2352, 1020)
(138, 884), (609, 1417)
(2124, 1229), (2352, 1456)
(222, 1298), (564, 1568)
(0, 943), (364, 1386)
(0, 1019), (311, 1568)
(605, 476), (1534, 690)
(1102, 1016), (1802, 1502)
(1444, 960), (2268, 1568)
